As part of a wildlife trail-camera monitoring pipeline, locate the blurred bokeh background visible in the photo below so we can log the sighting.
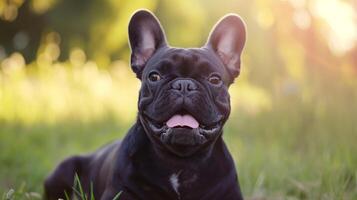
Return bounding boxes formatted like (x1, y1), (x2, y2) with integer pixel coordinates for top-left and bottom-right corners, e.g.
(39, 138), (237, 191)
(0, 0), (356, 199)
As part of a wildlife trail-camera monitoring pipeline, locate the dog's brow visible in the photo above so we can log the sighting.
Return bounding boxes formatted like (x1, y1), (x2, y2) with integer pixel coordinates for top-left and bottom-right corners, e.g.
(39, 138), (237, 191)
(196, 61), (214, 74)
(156, 59), (174, 72)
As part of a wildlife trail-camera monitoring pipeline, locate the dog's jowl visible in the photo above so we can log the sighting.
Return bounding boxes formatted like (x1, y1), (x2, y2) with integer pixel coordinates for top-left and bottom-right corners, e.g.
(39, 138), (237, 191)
(44, 10), (246, 200)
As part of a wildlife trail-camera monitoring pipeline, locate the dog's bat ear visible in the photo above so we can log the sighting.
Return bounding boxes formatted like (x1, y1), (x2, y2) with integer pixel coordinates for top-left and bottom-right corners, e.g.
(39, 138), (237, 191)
(205, 14), (246, 78)
(128, 9), (167, 79)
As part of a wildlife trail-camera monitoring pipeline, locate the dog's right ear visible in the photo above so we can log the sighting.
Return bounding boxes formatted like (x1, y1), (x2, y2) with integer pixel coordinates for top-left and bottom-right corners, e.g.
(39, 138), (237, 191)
(128, 10), (167, 79)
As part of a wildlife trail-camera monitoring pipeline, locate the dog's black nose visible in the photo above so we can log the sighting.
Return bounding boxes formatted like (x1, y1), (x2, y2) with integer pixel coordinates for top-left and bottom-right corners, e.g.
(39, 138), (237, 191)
(172, 79), (198, 93)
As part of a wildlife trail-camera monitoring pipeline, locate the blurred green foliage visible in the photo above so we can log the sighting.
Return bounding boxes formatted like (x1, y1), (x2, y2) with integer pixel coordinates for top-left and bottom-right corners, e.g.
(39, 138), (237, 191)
(1, 0), (357, 199)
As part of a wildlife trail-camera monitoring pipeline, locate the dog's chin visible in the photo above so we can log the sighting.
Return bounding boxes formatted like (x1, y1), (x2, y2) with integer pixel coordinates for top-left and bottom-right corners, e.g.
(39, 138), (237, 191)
(140, 115), (222, 157)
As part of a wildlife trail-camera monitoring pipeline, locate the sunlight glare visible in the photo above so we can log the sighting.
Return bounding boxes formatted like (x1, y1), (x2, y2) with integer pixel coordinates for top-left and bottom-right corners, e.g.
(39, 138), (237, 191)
(312, 0), (357, 55)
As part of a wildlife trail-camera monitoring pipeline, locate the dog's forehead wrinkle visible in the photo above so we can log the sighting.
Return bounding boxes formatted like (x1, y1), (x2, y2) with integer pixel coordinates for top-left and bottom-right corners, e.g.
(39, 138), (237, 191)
(151, 48), (223, 77)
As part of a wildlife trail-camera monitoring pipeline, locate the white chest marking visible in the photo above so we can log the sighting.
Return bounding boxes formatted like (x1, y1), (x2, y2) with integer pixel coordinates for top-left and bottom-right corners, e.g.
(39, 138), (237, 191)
(169, 173), (180, 195)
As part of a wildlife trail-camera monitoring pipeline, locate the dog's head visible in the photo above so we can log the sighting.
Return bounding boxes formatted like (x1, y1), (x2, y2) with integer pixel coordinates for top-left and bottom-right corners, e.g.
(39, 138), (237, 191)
(128, 10), (246, 157)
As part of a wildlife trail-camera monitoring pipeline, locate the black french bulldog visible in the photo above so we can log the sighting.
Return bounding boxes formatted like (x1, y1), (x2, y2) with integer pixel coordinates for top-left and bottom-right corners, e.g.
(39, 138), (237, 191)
(44, 9), (246, 200)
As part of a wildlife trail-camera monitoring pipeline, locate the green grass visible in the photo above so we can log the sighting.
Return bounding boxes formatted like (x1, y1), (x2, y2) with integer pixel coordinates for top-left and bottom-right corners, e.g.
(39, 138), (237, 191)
(0, 117), (126, 196)
(1, 106), (356, 199)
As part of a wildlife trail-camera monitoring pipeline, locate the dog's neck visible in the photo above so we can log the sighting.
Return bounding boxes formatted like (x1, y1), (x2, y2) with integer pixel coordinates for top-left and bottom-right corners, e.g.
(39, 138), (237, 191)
(116, 120), (239, 199)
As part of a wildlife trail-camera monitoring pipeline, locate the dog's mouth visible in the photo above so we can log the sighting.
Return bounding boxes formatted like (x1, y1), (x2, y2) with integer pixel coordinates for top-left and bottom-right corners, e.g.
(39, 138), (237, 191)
(166, 114), (199, 129)
(142, 110), (222, 146)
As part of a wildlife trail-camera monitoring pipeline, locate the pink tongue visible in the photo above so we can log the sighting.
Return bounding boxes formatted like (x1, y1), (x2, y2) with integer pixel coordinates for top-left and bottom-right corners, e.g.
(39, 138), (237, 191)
(166, 114), (199, 128)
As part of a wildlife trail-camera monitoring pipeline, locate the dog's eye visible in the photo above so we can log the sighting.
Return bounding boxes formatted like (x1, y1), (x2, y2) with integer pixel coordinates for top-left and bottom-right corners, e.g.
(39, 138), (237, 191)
(208, 74), (222, 85)
(148, 71), (162, 82)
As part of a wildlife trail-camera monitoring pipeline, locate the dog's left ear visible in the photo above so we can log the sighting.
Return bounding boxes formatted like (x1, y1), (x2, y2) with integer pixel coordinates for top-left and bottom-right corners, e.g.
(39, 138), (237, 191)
(205, 14), (246, 78)
(128, 10), (167, 79)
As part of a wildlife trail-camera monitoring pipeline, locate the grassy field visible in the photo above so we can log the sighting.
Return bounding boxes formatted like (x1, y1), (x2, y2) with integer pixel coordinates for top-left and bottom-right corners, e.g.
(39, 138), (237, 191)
(0, 57), (356, 200)
(1, 109), (356, 199)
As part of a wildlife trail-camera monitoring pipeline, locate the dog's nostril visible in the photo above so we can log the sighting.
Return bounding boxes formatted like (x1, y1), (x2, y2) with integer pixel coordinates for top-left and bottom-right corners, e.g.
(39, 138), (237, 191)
(172, 81), (182, 91)
(187, 83), (198, 91)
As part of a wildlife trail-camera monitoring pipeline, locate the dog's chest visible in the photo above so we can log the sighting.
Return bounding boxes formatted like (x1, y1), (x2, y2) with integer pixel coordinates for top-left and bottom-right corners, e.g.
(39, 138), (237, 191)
(168, 170), (198, 199)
